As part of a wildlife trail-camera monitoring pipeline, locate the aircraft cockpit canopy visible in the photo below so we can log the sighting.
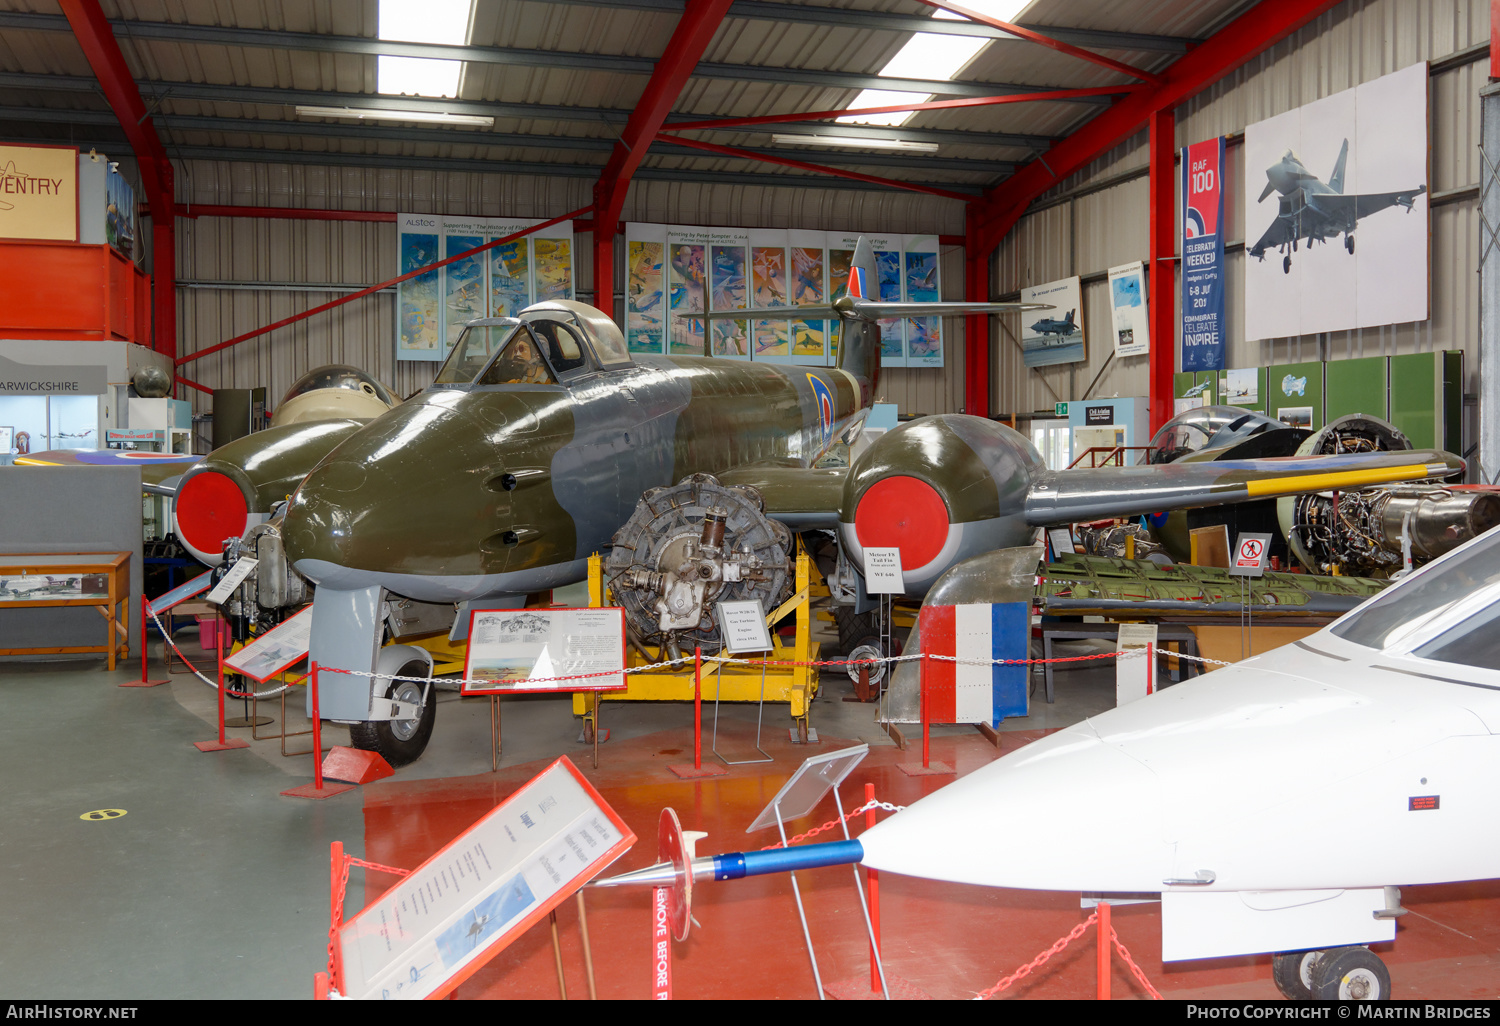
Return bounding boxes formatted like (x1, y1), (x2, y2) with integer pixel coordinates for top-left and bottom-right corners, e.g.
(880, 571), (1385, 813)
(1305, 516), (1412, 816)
(434, 319), (522, 385)
(1148, 405), (1284, 463)
(1331, 526), (1500, 670)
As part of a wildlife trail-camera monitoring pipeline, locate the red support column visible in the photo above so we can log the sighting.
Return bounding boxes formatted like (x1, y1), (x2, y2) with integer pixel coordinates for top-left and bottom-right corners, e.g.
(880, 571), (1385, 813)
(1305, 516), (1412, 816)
(963, 206), (989, 416)
(60, 0), (178, 359)
(1148, 107), (1176, 435)
(592, 0), (734, 315)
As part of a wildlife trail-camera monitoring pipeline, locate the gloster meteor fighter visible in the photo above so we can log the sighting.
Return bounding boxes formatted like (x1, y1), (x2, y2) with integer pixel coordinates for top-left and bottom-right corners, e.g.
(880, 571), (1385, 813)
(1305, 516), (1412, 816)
(1249, 140), (1426, 273)
(176, 239), (1462, 767)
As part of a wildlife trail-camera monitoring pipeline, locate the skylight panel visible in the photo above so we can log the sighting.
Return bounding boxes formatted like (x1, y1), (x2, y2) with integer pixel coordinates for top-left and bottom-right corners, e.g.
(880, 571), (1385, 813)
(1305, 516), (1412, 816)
(377, 0), (474, 98)
(838, 0), (1032, 128)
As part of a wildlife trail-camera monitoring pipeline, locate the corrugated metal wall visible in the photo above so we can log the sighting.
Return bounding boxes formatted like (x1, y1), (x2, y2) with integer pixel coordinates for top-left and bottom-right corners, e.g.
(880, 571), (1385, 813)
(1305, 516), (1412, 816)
(993, 0), (1488, 445)
(171, 160), (969, 418)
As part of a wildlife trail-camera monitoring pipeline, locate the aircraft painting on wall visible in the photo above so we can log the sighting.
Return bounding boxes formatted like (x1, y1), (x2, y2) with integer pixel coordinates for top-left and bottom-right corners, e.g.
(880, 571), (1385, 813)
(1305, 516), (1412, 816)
(1248, 140), (1426, 274)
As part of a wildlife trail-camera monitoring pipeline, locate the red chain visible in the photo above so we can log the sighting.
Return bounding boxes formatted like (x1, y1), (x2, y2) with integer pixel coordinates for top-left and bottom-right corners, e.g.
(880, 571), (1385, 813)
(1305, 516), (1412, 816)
(757, 806), (867, 850)
(975, 912), (1098, 999)
(328, 855), (412, 984)
(1111, 928), (1163, 1000)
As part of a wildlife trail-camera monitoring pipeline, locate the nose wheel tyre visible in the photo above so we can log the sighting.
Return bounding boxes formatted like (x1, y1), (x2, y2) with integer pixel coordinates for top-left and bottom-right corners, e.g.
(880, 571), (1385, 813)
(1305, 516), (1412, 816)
(348, 661), (435, 767)
(1271, 950), (1321, 1000)
(1310, 946), (1390, 1000)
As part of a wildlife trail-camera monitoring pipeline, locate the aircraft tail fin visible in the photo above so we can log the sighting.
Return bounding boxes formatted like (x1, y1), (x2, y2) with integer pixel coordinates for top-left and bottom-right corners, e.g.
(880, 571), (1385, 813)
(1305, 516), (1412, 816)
(1066, 310), (1075, 324)
(836, 237), (881, 405)
(1329, 139), (1349, 193)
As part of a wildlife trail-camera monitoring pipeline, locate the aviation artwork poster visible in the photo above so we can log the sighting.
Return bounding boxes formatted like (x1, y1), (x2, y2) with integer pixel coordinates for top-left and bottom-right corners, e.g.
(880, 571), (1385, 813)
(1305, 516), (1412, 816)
(1019, 276), (1085, 368)
(1107, 261), (1149, 358)
(1243, 62), (1429, 341)
(626, 224), (943, 367)
(395, 214), (575, 362)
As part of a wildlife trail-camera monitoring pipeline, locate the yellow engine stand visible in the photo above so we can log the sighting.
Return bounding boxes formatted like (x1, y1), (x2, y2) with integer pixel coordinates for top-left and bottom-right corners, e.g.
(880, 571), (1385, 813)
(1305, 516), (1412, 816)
(571, 545), (820, 737)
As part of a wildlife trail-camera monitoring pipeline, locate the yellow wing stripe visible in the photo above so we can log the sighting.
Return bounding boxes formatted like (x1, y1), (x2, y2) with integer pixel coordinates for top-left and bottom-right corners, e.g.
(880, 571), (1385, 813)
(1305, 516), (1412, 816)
(1243, 463), (1432, 498)
(12, 457), (61, 466)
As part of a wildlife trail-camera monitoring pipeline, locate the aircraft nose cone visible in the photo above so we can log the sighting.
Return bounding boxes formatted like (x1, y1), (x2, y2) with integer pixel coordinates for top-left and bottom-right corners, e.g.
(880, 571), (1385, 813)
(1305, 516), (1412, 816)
(283, 397), (499, 587)
(858, 726), (1172, 893)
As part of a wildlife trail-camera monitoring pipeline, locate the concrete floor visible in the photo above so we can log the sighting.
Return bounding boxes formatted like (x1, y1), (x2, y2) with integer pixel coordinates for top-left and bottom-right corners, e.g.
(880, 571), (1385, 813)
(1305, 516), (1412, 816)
(6, 632), (1500, 1000)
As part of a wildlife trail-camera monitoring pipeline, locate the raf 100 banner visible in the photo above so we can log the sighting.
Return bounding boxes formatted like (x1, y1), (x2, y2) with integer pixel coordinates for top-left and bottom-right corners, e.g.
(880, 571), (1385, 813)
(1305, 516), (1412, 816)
(1180, 136), (1226, 372)
(396, 214), (574, 363)
(624, 223), (943, 368)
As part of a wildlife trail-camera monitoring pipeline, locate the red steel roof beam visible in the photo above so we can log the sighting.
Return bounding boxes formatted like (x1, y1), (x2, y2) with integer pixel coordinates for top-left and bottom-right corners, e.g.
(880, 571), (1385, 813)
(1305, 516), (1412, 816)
(59, 0), (178, 361)
(912, 0), (1163, 85)
(970, 0), (1343, 255)
(658, 86), (1141, 133)
(663, 135), (975, 202)
(593, 0), (735, 317)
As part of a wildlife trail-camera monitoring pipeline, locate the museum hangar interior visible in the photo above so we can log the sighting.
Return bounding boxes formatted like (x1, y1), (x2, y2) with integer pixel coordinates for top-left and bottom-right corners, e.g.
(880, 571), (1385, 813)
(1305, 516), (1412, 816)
(3, 0), (1500, 1003)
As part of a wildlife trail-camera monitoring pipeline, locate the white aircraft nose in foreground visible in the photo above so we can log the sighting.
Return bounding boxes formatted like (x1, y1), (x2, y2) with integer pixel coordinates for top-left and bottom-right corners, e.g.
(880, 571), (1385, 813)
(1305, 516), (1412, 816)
(859, 525), (1500, 1000)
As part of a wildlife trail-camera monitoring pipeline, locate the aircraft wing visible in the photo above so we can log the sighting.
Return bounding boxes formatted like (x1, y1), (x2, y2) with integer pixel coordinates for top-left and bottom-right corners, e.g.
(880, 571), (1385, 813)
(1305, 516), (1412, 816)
(1306, 186), (1426, 221)
(852, 301), (1049, 317)
(692, 306), (838, 320)
(1248, 215), (1296, 258)
(717, 463), (847, 530)
(1025, 449), (1462, 526)
(14, 449), (202, 495)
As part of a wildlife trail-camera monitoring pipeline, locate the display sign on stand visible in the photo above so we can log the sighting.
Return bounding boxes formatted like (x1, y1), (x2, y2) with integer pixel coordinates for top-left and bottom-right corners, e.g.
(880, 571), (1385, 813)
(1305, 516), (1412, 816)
(714, 599), (773, 655)
(206, 558), (257, 605)
(862, 548), (904, 594)
(460, 607), (627, 695)
(1115, 623), (1158, 706)
(1230, 533), (1273, 577)
(224, 606), (313, 683)
(461, 607), (627, 770)
(336, 756), (635, 1000)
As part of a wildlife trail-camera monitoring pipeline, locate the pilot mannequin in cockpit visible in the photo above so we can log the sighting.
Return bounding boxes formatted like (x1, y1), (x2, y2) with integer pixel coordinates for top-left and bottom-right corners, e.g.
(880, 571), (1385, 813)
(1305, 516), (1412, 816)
(494, 335), (551, 385)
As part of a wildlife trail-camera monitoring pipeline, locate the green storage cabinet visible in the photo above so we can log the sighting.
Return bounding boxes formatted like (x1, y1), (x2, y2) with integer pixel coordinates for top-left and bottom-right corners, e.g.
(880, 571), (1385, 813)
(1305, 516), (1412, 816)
(1324, 355), (1388, 423)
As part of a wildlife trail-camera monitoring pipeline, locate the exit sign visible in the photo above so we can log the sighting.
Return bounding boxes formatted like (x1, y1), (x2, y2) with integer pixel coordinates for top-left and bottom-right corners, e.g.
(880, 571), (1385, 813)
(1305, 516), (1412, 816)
(1055, 402), (1069, 416)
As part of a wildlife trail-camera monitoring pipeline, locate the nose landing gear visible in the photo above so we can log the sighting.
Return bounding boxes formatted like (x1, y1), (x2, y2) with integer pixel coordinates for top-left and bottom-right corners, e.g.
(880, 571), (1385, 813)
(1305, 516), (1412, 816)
(1272, 946), (1390, 1000)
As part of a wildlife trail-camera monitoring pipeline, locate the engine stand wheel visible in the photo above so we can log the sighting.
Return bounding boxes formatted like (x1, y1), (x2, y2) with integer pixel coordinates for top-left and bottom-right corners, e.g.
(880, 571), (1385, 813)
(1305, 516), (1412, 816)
(348, 661), (435, 767)
(1271, 950), (1321, 1000)
(1310, 946), (1390, 1000)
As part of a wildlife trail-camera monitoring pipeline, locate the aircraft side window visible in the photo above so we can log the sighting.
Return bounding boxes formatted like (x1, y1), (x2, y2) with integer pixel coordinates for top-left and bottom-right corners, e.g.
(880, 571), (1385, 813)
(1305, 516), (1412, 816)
(435, 324), (520, 384)
(478, 330), (558, 386)
(527, 321), (589, 375)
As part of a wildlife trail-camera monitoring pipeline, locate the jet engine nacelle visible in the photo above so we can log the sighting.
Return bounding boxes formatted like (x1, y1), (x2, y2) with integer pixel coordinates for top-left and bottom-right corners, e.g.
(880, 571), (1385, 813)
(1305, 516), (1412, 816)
(838, 415), (1042, 596)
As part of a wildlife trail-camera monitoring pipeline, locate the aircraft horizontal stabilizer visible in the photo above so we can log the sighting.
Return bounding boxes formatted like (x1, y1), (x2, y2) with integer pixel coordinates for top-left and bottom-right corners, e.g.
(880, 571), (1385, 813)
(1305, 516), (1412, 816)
(855, 301), (1050, 317)
(690, 306), (838, 320)
(1025, 449), (1464, 526)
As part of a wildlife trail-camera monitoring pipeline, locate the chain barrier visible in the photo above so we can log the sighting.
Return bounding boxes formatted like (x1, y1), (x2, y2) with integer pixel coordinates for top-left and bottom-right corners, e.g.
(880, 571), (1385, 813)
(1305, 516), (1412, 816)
(756, 798), (906, 850)
(328, 853), (413, 983)
(972, 912), (1165, 1000)
(975, 911), (1098, 999)
(1111, 927), (1163, 1000)
(146, 603), (303, 699)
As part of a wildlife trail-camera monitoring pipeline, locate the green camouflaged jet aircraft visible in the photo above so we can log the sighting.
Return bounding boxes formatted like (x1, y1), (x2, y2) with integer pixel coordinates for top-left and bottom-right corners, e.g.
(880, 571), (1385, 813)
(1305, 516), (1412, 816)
(173, 238), (1463, 765)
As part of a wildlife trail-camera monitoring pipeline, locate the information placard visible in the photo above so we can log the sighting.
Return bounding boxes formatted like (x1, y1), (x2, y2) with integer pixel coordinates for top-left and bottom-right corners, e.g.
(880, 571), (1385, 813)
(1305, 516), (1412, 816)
(715, 599), (772, 654)
(1116, 622), (1158, 707)
(460, 607), (627, 695)
(206, 558), (257, 605)
(337, 757), (635, 1000)
(224, 606), (313, 683)
(863, 548), (904, 595)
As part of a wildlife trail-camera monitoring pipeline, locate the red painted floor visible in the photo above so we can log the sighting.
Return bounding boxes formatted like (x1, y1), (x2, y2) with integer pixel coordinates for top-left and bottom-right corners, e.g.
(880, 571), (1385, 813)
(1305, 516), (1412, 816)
(357, 724), (1500, 1000)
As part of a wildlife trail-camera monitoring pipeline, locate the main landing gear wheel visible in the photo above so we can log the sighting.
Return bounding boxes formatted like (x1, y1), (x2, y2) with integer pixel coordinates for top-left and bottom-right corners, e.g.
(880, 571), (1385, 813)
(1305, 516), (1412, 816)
(1271, 950), (1321, 1000)
(348, 661), (435, 767)
(1310, 946), (1390, 1000)
(1283, 254), (1292, 274)
(1346, 234), (1355, 254)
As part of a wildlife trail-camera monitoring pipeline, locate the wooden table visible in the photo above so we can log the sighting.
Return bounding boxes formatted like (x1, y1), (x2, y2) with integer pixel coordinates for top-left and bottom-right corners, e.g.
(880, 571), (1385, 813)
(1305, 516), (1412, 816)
(0, 553), (131, 668)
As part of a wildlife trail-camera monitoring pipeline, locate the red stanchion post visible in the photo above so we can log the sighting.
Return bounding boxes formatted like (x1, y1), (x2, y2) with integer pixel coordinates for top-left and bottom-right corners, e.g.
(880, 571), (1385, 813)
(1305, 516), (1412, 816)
(329, 839), (344, 993)
(865, 781), (881, 993)
(1097, 901), (1111, 1000)
(311, 661), (325, 790)
(216, 614), (228, 745)
(921, 652), (930, 769)
(693, 645), (703, 770)
(139, 599), (148, 682)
